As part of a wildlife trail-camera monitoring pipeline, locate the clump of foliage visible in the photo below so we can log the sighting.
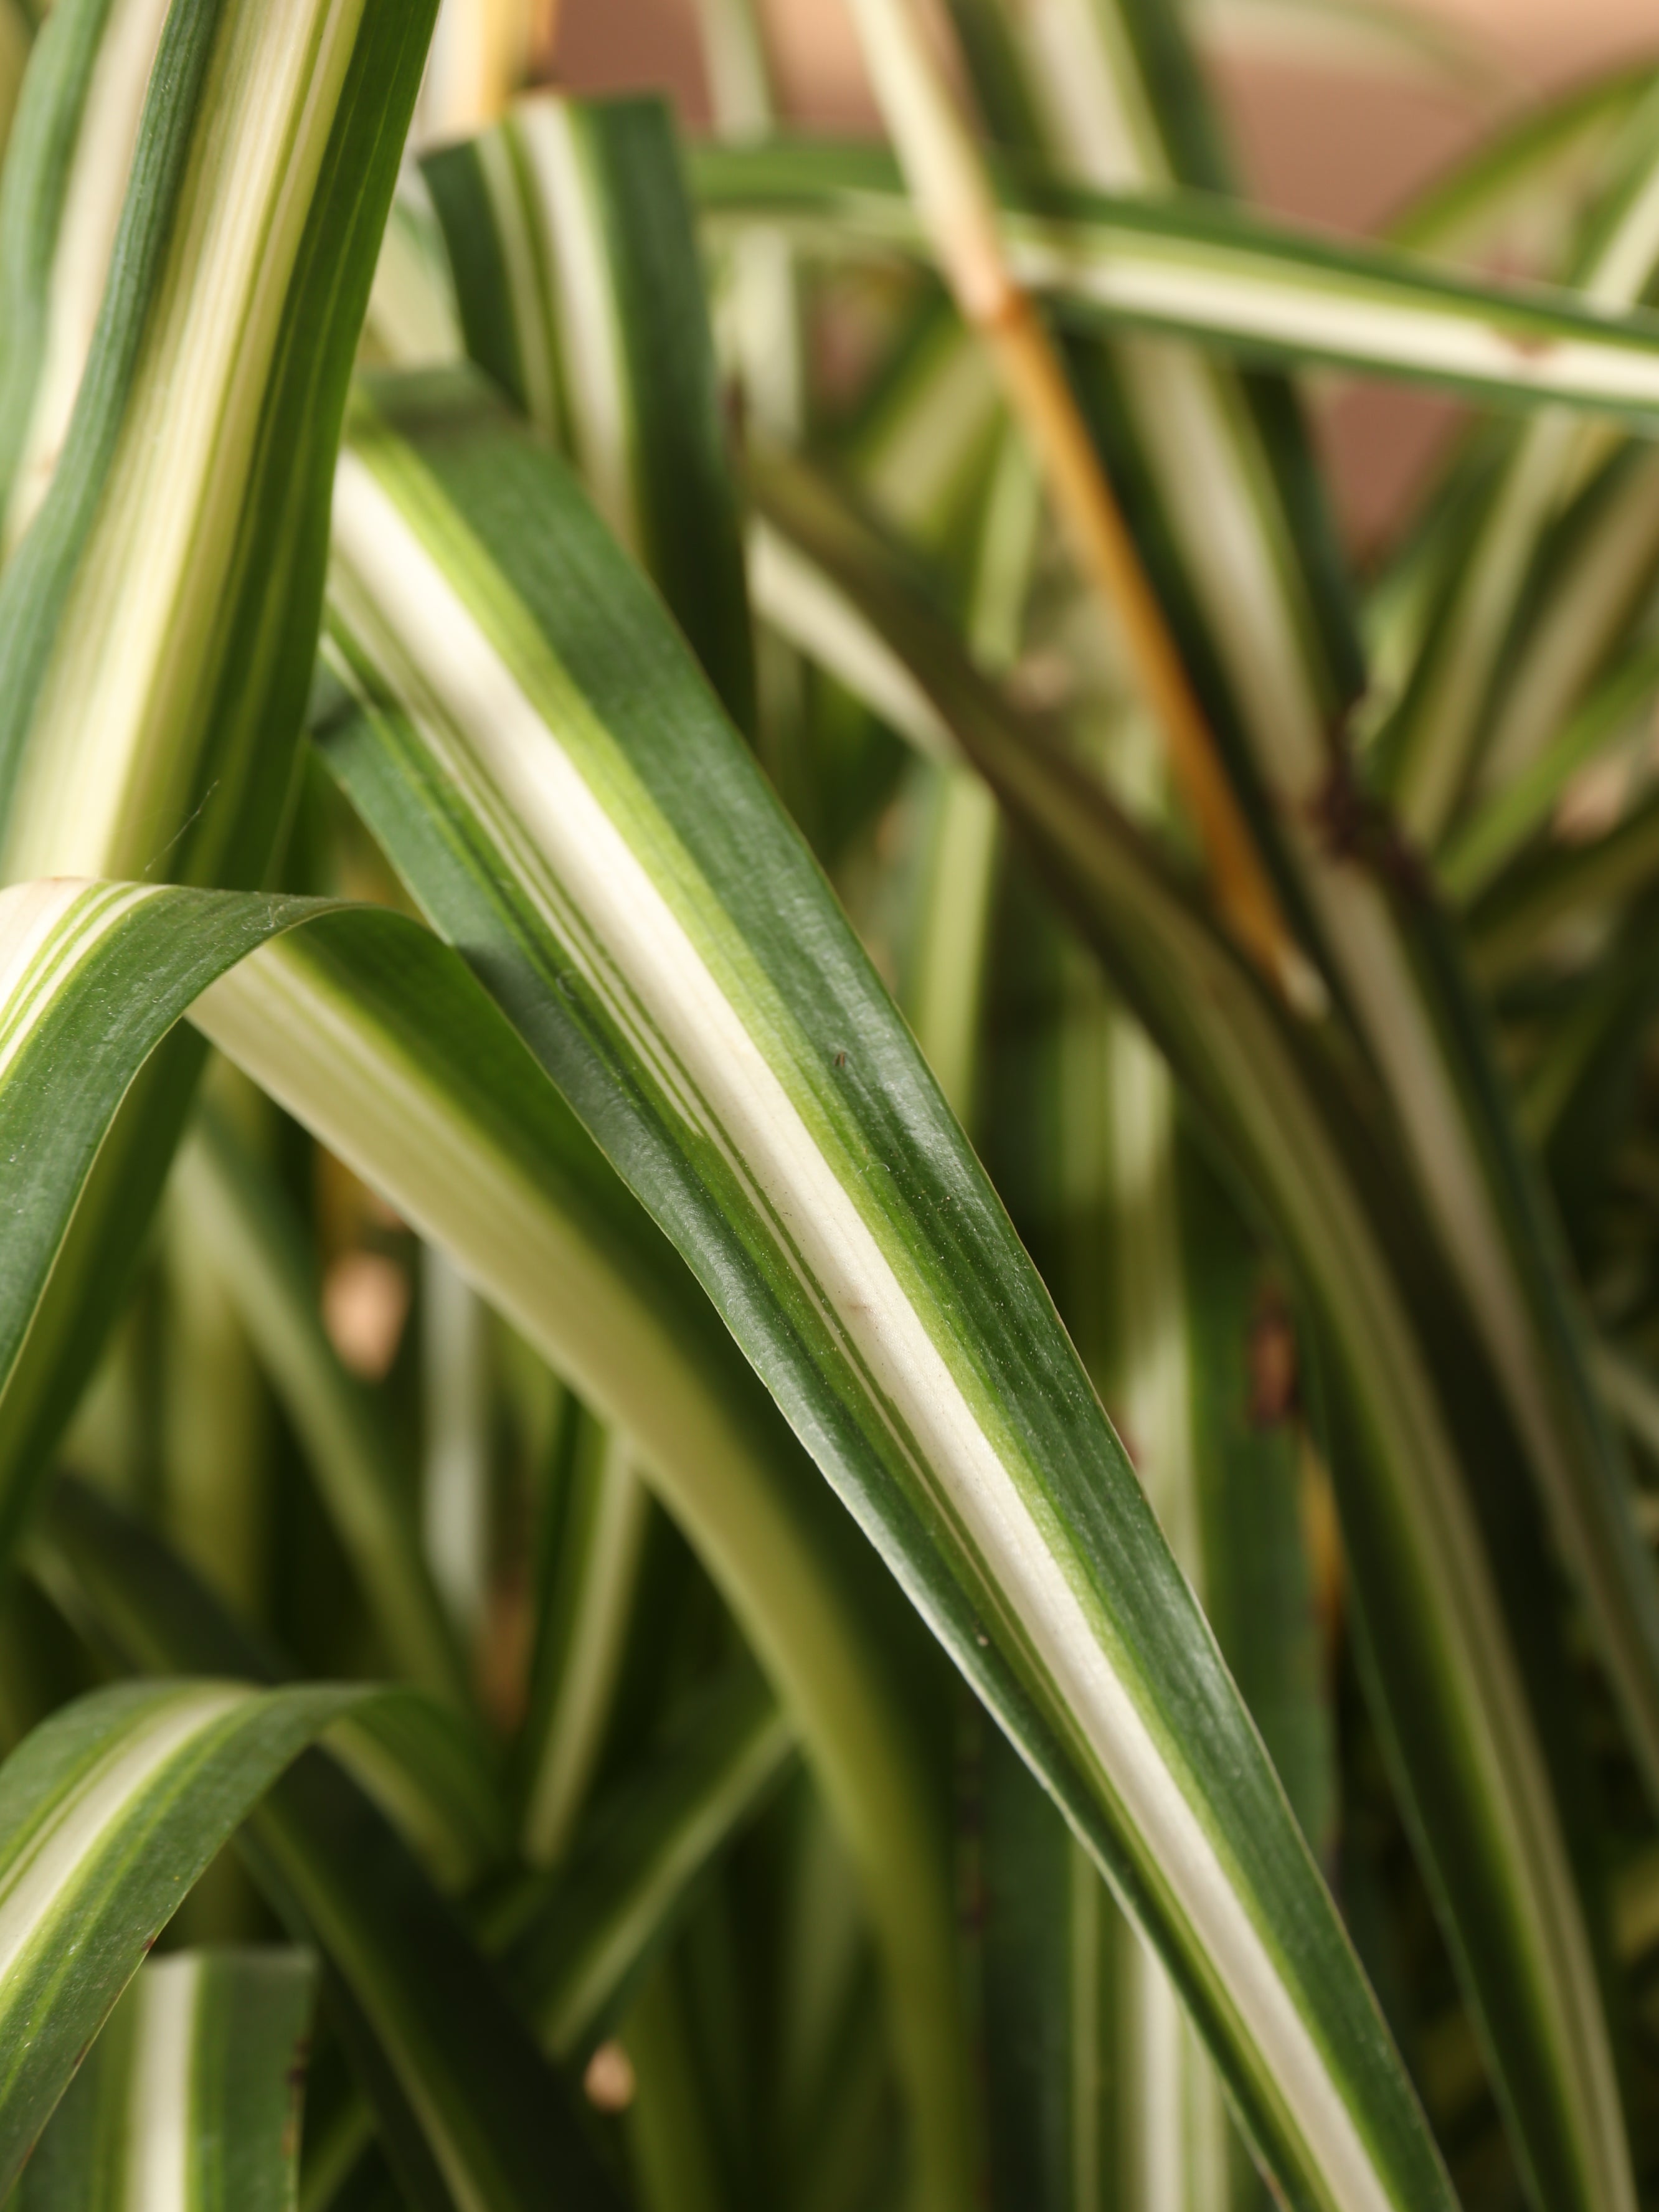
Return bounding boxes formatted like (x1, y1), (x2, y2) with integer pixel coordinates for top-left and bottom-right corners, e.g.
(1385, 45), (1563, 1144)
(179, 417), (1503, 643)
(4, 1), (1659, 2208)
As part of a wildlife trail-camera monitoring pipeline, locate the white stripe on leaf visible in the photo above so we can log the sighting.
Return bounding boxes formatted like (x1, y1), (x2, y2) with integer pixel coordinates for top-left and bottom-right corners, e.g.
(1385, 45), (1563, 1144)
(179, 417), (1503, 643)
(328, 445), (1402, 2212)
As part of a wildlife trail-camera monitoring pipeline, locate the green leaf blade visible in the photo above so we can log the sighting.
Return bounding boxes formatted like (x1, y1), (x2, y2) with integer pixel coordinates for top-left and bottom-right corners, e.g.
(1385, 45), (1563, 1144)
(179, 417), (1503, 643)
(317, 367), (1456, 2212)
(16, 1947), (317, 2212)
(0, 1676), (366, 2195)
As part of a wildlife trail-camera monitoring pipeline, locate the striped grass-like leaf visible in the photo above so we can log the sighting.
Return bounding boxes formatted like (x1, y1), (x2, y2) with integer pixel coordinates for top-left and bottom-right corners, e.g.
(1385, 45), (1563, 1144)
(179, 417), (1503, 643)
(0, 879), (329, 1564)
(516, 1397), (651, 1866)
(0, 1675), (368, 2194)
(983, 839), (1334, 2211)
(503, 1660), (795, 2053)
(0, 0), (437, 1565)
(691, 135), (1659, 425)
(762, 454), (1637, 2212)
(278, 1663), (791, 2203)
(967, 1710), (1117, 2211)
(922, 0), (1659, 1927)
(0, 859), (965, 2203)
(1379, 82), (1659, 843)
(16, 1947), (316, 2212)
(1439, 541), (1659, 901)
(0, 0), (170, 543)
(0, 0), (436, 884)
(189, 910), (973, 2206)
(423, 91), (755, 737)
(1387, 58), (1659, 267)
(314, 366), (1455, 2212)
(39, 1475), (628, 2212)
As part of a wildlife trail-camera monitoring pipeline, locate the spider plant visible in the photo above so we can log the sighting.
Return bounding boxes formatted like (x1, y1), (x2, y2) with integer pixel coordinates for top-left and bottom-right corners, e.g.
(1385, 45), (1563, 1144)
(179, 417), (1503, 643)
(3, 0), (1659, 2206)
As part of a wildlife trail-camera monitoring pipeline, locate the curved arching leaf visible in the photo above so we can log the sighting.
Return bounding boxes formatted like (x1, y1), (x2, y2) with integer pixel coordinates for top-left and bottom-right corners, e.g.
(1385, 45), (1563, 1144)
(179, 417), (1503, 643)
(38, 1475), (629, 2212)
(0, 870), (968, 2212)
(0, 1674), (371, 2195)
(311, 366), (1455, 2212)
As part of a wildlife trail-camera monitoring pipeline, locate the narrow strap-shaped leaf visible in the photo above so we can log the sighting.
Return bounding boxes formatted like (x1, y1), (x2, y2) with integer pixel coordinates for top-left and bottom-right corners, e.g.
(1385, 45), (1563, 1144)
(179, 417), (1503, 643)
(691, 136), (1659, 426)
(623, 1961), (730, 2212)
(10, 882), (965, 2210)
(418, 1244), (492, 1640)
(1387, 59), (1659, 266)
(39, 1475), (628, 2212)
(0, 0), (436, 884)
(503, 1661), (795, 2052)
(303, 1651), (794, 2212)
(191, 912), (971, 2210)
(0, 1674), (370, 2194)
(174, 1104), (470, 1711)
(985, 817), (1333, 2209)
(325, 1695), (511, 1896)
(16, 1947), (316, 2212)
(423, 92), (755, 737)
(1445, 443), (1659, 863)
(517, 1397), (651, 1866)
(965, 1708), (1117, 2211)
(0, 879), (331, 1564)
(1467, 785), (1659, 980)
(779, 438), (1659, 1891)
(0, 0), (169, 542)
(911, 11), (1659, 1910)
(51, 1480), (789, 2210)
(1380, 82), (1659, 842)
(315, 366), (1455, 2212)
(1441, 617), (1659, 903)
(759, 455), (1638, 2212)
(0, 0), (437, 1576)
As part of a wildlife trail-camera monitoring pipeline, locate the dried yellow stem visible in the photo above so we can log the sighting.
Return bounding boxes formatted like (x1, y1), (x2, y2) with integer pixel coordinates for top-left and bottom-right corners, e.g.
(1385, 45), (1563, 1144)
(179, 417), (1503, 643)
(980, 287), (1296, 986)
(843, 0), (1302, 993)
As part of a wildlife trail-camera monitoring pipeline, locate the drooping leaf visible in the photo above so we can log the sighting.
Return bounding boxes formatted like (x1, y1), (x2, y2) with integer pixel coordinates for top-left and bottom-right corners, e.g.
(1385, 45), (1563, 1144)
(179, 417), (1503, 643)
(0, 880), (333, 1566)
(0, 1673), (369, 2195)
(38, 1473), (628, 2212)
(0, 862), (967, 2212)
(691, 136), (1659, 425)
